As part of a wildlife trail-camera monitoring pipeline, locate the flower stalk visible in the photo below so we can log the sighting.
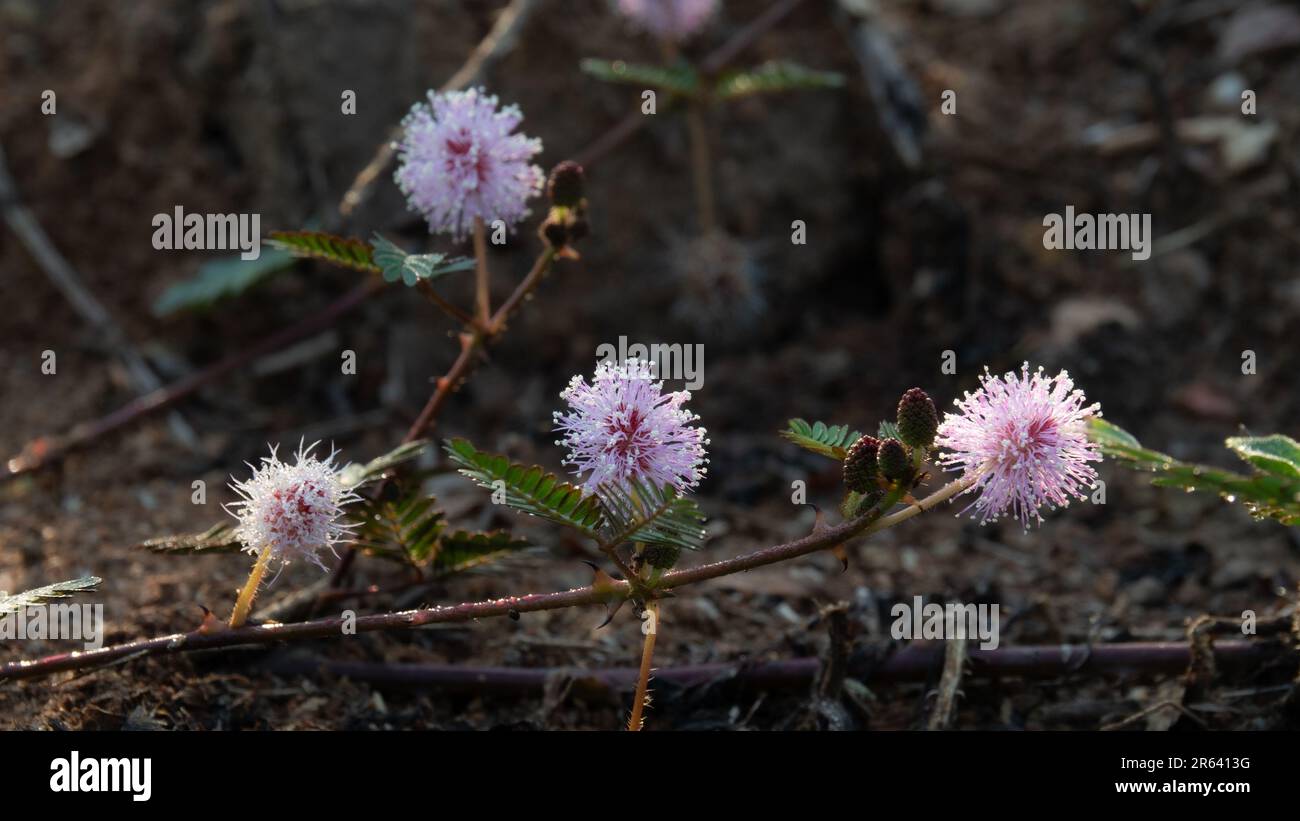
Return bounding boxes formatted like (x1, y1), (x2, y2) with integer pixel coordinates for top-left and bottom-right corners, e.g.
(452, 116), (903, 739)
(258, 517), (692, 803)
(229, 545), (273, 628)
(628, 600), (659, 731)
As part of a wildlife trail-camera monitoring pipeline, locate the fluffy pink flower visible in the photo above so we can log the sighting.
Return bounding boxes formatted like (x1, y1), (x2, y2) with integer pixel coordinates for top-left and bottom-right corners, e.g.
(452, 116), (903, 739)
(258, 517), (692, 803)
(935, 363), (1102, 528)
(618, 0), (719, 42)
(226, 441), (361, 571)
(553, 359), (709, 495)
(394, 88), (545, 239)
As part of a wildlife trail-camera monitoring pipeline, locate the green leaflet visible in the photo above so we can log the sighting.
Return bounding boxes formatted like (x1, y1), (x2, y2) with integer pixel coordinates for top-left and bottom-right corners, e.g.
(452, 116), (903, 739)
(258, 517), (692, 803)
(266, 230), (380, 273)
(444, 438), (606, 539)
(139, 523), (242, 555)
(435, 529), (533, 575)
(580, 58), (699, 96)
(352, 487), (445, 565)
(0, 576), (103, 615)
(369, 234), (475, 287)
(780, 418), (863, 460)
(1226, 434), (1300, 480)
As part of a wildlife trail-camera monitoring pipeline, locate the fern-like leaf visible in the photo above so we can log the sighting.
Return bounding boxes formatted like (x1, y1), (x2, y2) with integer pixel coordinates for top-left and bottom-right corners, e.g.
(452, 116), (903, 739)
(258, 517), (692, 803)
(0, 576), (102, 615)
(434, 529), (532, 575)
(139, 523), (242, 555)
(579, 58), (699, 96)
(713, 61), (844, 99)
(353, 491), (446, 564)
(597, 478), (707, 552)
(371, 234), (475, 287)
(444, 438), (606, 539)
(781, 419), (863, 460)
(266, 230), (380, 273)
(1089, 419), (1300, 526)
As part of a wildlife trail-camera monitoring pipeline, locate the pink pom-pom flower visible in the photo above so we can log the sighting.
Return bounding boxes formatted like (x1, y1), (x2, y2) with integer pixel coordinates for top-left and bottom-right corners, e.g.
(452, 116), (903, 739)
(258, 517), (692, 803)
(225, 441), (361, 571)
(553, 359), (709, 496)
(935, 363), (1102, 528)
(617, 0), (719, 42)
(394, 88), (545, 239)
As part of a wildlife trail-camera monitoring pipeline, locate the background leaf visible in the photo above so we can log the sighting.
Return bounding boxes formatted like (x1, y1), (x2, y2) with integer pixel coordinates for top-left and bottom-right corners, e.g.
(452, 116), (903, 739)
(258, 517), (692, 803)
(371, 234), (475, 287)
(0, 576), (102, 615)
(152, 245), (297, 316)
(713, 60), (844, 99)
(780, 418), (862, 460)
(579, 58), (699, 96)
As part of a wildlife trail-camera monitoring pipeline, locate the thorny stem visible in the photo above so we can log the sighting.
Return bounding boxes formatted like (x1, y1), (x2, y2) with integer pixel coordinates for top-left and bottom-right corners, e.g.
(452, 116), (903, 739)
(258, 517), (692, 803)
(601, 545), (640, 591)
(229, 545), (274, 628)
(473, 217), (492, 325)
(3, 476), (975, 682)
(628, 601), (659, 731)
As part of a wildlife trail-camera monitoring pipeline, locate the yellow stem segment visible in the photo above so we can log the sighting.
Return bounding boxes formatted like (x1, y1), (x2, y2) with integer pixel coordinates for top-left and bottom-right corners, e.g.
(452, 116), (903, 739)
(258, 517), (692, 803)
(628, 600), (659, 731)
(229, 545), (273, 628)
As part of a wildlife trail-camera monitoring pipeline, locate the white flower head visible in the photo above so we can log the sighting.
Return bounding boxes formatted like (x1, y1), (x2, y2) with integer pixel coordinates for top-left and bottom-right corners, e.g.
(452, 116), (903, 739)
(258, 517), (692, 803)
(552, 359), (709, 496)
(225, 440), (362, 571)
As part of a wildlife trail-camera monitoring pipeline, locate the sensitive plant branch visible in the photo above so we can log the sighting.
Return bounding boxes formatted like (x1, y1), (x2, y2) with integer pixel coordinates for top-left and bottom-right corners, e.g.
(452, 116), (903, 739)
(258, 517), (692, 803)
(0, 478), (960, 683)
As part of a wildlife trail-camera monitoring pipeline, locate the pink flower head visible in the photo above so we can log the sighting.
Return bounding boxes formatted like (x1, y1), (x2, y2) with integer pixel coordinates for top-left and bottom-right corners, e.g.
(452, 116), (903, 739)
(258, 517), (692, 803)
(226, 441), (362, 571)
(935, 363), (1102, 528)
(618, 0), (719, 42)
(553, 359), (709, 496)
(394, 88), (545, 239)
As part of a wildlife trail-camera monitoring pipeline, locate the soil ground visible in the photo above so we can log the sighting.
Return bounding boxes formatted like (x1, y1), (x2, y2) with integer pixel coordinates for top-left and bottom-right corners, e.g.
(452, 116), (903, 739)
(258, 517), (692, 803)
(2, 0), (1299, 730)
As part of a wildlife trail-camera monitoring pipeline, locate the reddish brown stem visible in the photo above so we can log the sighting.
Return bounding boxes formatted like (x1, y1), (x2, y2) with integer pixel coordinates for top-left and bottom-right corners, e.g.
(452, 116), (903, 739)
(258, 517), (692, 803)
(3, 487), (940, 683)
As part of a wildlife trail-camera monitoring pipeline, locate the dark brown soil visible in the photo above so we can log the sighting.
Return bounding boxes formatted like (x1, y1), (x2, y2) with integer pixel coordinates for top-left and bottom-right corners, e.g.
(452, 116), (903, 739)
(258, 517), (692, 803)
(2, 0), (1299, 730)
